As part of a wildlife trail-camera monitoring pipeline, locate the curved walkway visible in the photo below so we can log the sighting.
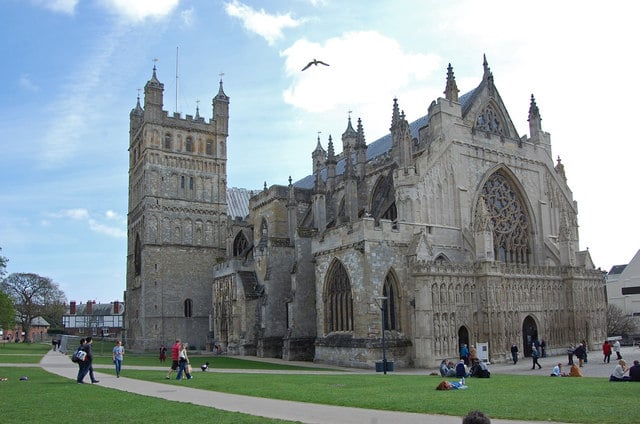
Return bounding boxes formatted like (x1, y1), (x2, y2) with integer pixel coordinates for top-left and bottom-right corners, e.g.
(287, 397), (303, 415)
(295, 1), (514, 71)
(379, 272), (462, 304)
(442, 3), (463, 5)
(35, 347), (638, 424)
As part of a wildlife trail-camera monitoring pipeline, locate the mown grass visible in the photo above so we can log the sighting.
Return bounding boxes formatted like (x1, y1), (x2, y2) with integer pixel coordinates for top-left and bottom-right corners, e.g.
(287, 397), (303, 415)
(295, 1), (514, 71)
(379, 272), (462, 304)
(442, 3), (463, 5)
(107, 368), (640, 423)
(2, 343), (639, 423)
(0, 367), (293, 423)
(0, 342), (51, 363)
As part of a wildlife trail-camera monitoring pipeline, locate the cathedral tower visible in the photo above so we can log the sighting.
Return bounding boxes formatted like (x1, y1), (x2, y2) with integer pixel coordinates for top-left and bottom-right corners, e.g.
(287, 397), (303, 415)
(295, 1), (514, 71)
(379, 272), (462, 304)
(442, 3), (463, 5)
(124, 66), (229, 351)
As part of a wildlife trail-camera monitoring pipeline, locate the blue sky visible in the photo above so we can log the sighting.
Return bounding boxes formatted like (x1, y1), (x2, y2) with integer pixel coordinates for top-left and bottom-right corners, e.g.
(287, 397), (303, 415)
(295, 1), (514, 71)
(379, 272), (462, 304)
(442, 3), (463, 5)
(1, 0), (638, 304)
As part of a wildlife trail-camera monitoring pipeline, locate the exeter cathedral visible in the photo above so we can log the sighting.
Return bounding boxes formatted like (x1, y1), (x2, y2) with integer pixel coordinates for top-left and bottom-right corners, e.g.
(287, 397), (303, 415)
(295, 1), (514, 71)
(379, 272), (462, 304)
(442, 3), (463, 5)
(124, 56), (606, 368)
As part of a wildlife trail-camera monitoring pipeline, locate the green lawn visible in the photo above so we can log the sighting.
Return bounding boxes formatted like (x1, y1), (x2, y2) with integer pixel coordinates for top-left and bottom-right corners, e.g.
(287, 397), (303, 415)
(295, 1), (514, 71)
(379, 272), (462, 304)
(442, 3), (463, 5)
(0, 367), (292, 423)
(106, 368), (640, 423)
(1, 343), (639, 423)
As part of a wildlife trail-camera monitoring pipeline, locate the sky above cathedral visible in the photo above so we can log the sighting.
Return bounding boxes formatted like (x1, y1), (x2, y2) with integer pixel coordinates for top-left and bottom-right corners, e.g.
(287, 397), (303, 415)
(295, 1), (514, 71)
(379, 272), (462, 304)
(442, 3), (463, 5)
(1, 0), (638, 304)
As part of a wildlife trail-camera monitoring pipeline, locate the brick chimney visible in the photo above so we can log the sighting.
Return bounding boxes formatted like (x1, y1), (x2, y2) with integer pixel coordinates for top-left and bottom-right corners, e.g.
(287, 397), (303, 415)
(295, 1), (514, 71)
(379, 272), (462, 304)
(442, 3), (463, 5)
(70, 301), (76, 315)
(86, 300), (93, 314)
(113, 301), (119, 314)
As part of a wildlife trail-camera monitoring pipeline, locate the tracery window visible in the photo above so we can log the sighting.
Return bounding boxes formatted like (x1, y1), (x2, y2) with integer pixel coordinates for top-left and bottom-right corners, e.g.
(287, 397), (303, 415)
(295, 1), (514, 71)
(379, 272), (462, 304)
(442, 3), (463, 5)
(475, 103), (505, 136)
(370, 173), (397, 223)
(482, 172), (530, 264)
(382, 272), (399, 331)
(233, 231), (249, 256)
(325, 261), (353, 333)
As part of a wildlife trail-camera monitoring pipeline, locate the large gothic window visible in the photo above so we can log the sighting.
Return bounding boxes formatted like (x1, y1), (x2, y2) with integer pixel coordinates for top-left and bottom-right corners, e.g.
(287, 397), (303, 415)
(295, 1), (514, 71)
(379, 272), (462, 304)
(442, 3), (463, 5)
(382, 272), (399, 331)
(233, 231), (249, 256)
(324, 261), (353, 333)
(370, 173), (397, 223)
(482, 172), (530, 264)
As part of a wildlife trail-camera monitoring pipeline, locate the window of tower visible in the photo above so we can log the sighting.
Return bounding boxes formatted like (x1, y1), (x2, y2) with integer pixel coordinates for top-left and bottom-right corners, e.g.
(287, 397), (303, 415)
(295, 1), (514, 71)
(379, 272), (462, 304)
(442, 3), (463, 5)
(181, 176), (185, 189)
(324, 260), (353, 333)
(134, 233), (141, 276)
(206, 140), (213, 155)
(189, 177), (194, 190)
(184, 299), (193, 318)
(186, 137), (193, 153)
(164, 134), (172, 150)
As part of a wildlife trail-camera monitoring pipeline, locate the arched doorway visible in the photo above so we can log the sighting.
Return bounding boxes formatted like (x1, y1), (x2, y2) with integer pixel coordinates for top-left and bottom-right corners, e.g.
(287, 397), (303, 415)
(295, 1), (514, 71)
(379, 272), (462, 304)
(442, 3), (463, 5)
(522, 316), (538, 357)
(458, 326), (470, 357)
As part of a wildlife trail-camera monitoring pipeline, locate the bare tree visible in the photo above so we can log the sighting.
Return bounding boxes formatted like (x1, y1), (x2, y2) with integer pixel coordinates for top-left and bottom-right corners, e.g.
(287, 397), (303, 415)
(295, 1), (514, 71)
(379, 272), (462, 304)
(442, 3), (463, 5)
(1, 273), (66, 342)
(0, 247), (7, 279)
(606, 304), (638, 338)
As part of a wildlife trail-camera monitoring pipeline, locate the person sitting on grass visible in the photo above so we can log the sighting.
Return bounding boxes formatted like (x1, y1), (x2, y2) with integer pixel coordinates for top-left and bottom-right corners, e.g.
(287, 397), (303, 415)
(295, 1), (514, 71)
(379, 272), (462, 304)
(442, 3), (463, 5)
(609, 360), (630, 381)
(550, 363), (568, 377)
(455, 359), (470, 378)
(440, 360), (456, 377)
(470, 359), (490, 378)
(629, 360), (640, 381)
(568, 364), (583, 377)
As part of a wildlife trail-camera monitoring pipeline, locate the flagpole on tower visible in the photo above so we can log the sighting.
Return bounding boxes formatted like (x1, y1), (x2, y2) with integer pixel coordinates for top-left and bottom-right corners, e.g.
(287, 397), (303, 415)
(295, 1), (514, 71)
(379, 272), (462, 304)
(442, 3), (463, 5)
(175, 46), (179, 113)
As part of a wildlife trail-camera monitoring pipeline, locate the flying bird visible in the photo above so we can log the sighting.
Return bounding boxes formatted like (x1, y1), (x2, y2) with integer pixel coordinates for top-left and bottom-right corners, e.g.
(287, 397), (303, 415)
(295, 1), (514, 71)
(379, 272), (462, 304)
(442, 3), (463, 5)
(301, 59), (330, 71)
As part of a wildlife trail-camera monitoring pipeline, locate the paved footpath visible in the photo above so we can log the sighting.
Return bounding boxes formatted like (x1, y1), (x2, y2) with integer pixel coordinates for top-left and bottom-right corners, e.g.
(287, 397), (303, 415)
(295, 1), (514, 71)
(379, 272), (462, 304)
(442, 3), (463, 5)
(27, 346), (639, 424)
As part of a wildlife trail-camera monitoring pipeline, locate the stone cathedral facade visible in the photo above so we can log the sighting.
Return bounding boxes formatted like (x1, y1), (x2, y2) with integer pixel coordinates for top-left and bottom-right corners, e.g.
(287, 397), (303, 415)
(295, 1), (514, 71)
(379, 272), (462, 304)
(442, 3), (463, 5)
(126, 57), (606, 368)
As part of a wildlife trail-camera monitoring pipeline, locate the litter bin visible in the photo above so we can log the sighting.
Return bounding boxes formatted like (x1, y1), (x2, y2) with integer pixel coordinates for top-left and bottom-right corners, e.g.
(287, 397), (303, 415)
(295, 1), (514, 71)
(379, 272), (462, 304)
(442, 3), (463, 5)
(375, 360), (394, 372)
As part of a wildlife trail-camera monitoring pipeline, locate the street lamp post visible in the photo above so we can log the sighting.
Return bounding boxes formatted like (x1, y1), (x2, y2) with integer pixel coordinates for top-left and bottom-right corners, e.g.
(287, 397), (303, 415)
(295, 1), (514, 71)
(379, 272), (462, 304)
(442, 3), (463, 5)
(375, 296), (388, 374)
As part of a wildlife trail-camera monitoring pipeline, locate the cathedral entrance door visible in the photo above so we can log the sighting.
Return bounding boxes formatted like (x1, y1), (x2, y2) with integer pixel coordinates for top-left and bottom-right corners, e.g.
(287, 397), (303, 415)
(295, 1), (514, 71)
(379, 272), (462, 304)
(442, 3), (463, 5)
(458, 326), (470, 356)
(522, 316), (538, 357)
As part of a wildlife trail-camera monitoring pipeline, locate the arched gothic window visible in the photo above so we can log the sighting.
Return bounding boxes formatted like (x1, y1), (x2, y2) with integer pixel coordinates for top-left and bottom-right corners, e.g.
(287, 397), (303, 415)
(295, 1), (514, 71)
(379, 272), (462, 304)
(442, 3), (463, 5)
(382, 272), (399, 331)
(134, 233), (142, 276)
(482, 172), (530, 264)
(475, 103), (506, 136)
(184, 299), (193, 317)
(324, 261), (353, 333)
(164, 133), (172, 150)
(233, 231), (249, 256)
(186, 137), (193, 152)
(370, 173), (397, 224)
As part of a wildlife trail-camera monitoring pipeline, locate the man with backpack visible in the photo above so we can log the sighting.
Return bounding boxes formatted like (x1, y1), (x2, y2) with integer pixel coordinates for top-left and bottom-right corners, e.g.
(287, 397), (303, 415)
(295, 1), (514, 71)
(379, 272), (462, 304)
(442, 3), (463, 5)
(76, 337), (99, 384)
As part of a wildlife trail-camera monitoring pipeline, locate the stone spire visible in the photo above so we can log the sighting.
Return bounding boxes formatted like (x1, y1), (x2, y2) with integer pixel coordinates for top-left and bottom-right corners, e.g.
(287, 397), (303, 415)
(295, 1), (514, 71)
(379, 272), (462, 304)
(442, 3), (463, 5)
(312, 134), (326, 175)
(528, 94), (542, 139)
(444, 63), (459, 102)
(356, 118), (367, 179)
(390, 98), (401, 131)
(482, 54), (495, 95)
(342, 115), (358, 151)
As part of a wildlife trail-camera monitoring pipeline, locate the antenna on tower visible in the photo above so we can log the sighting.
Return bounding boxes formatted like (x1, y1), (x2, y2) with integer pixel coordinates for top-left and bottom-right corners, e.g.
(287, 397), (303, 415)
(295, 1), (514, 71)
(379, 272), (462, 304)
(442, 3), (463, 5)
(175, 46), (179, 113)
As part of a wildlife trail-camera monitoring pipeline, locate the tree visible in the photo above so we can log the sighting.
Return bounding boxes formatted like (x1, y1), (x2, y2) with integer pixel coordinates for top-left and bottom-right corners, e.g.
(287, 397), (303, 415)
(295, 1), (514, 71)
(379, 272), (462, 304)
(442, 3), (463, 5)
(0, 290), (15, 332)
(0, 273), (66, 342)
(0, 247), (7, 279)
(606, 304), (638, 338)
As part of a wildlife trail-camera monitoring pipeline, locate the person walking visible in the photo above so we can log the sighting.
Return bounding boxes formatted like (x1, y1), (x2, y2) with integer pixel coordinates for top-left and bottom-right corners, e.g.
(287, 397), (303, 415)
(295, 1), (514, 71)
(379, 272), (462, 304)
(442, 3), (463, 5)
(77, 336), (99, 384)
(574, 343), (586, 367)
(602, 340), (612, 363)
(112, 340), (124, 378)
(510, 343), (519, 364)
(531, 345), (542, 369)
(165, 339), (181, 379)
(613, 340), (622, 360)
(159, 345), (167, 363)
(460, 344), (470, 366)
(176, 342), (193, 380)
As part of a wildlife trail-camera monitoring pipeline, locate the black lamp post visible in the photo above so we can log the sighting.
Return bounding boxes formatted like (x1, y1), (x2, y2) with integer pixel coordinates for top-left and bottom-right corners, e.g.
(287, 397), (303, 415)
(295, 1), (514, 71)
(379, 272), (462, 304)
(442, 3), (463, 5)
(376, 296), (388, 374)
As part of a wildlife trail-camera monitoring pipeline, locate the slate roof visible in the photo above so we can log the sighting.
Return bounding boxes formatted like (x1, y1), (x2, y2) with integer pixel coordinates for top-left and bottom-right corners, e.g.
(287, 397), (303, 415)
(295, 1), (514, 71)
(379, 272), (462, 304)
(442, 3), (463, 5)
(294, 89), (477, 190)
(608, 264), (628, 275)
(227, 187), (258, 220)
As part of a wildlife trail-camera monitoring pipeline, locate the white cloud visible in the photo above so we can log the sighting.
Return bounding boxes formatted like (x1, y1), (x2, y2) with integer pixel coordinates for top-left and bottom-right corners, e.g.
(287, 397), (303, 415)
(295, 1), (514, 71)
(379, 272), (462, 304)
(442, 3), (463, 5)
(100, 0), (180, 22)
(18, 74), (39, 92)
(31, 0), (78, 15)
(224, 0), (304, 45)
(180, 7), (195, 26)
(281, 31), (440, 138)
(48, 208), (126, 238)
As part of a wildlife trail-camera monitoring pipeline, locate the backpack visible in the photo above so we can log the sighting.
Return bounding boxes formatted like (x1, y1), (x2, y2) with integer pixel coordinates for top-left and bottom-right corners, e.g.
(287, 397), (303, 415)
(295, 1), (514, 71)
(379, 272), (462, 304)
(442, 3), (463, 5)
(71, 347), (87, 363)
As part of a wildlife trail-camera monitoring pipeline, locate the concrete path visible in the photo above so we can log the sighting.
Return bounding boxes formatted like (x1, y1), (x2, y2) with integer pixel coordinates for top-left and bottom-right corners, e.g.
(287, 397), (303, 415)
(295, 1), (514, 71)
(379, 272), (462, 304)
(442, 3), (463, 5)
(23, 346), (640, 424)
